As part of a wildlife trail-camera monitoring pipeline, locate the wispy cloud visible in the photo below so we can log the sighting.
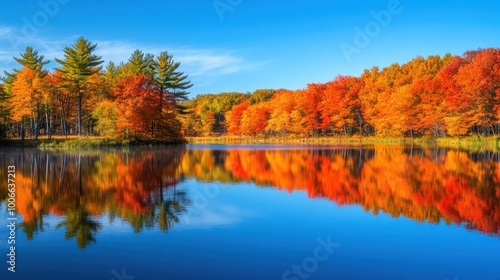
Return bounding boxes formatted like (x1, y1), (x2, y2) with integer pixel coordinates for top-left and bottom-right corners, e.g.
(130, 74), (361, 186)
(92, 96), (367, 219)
(93, 40), (268, 78)
(0, 26), (267, 85)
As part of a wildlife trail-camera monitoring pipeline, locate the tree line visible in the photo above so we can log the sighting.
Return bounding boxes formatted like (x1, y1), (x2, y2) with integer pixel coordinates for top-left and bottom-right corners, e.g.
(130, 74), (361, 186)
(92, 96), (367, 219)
(0, 37), (192, 141)
(183, 48), (500, 138)
(2, 46), (499, 140)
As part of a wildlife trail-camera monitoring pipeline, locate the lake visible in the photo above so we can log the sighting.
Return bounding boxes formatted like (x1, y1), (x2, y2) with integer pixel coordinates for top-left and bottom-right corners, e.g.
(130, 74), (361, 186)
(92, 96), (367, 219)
(1, 144), (499, 280)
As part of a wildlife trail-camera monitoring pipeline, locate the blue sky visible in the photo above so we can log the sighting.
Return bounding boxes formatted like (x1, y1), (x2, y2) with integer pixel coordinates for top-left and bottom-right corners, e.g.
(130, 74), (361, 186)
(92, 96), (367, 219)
(1, 0), (499, 97)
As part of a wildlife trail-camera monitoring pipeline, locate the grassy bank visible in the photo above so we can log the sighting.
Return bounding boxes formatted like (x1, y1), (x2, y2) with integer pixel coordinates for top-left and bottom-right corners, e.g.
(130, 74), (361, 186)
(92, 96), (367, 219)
(187, 135), (500, 151)
(1, 135), (499, 151)
(0, 137), (186, 148)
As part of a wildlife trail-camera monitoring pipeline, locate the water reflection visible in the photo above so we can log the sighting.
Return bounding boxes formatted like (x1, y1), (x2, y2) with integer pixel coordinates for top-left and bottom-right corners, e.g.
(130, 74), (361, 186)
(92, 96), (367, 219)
(181, 146), (500, 236)
(1, 145), (499, 249)
(0, 147), (189, 249)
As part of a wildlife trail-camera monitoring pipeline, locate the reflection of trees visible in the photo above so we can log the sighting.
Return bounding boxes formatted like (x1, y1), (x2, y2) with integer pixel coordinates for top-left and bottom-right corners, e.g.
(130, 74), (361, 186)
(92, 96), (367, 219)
(0, 146), (189, 249)
(20, 212), (45, 240)
(180, 147), (500, 236)
(3, 145), (499, 248)
(154, 185), (189, 233)
(56, 207), (102, 249)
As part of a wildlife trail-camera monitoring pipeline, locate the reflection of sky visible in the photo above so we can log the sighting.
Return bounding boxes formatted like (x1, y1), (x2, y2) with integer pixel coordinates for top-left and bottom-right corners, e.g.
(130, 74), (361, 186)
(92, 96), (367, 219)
(1, 178), (500, 280)
(178, 180), (258, 229)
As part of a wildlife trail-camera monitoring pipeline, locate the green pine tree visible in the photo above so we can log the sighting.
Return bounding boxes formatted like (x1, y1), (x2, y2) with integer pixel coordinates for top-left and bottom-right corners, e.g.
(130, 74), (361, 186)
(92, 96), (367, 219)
(126, 49), (154, 76)
(153, 51), (193, 114)
(14, 46), (49, 74)
(55, 37), (103, 136)
(2, 47), (49, 93)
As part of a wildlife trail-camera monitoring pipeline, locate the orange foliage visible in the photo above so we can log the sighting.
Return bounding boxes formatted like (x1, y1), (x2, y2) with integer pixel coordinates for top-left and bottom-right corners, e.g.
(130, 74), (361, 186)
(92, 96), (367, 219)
(221, 48), (500, 137)
(226, 100), (249, 135)
(240, 103), (269, 135)
(10, 67), (44, 122)
(320, 76), (361, 135)
(114, 74), (178, 139)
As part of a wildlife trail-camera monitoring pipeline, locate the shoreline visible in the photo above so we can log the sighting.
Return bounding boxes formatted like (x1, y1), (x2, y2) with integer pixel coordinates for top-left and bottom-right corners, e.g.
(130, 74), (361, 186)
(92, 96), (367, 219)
(0, 137), (186, 148)
(187, 135), (500, 151)
(0, 136), (499, 151)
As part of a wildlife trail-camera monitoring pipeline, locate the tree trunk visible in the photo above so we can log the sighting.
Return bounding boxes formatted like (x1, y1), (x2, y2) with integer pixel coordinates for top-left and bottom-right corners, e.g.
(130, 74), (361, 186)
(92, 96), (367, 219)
(35, 104), (40, 140)
(21, 120), (25, 141)
(77, 93), (82, 136)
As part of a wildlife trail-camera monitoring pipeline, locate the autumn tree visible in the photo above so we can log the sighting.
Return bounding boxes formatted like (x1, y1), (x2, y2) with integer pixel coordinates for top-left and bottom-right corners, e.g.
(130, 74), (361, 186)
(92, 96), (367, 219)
(92, 100), (118, 138)
(226, 100), (249, 135)
(10, 67), (46, 139)
(320, 76), (362, 136)
(438, 56), (472, 135)
(114, 74), (157, 138)
(114, 74), (180, 140)
(240, 103), (269, 136)
(454, 48), (500, 135)
(300, 84), (325, 136)
(265, 90), (296, 136)
(249, 89), (276, 104)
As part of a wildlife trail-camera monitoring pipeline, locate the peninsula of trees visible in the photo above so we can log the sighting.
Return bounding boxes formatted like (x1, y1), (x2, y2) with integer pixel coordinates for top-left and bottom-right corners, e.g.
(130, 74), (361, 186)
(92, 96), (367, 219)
(0, 37), (192, 142)
(1, 44), (499, 142)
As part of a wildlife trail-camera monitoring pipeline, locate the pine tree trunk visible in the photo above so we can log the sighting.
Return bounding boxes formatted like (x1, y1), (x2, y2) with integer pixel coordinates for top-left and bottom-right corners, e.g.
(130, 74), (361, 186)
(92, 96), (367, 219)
(78, 93), (82, 136)
(60, 100), (67, 138)
(35, 104), (40, 140)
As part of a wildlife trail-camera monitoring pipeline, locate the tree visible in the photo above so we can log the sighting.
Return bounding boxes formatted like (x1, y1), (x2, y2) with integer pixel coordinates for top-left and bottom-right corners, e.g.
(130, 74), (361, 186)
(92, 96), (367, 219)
(249, 89), (276, 104)
(0, 84), (9, 138)
(45, 71), (72, 137)
(265, 90), (296, 136)
(153, 51), (192, 113)
(226, 100), (249, 135)
(92, 100), (118, 138)
(114, 74), (180, 140)
(114, 74), (158, 139)
(320, 76), (362, 136)
(439, 56), (471, 135)
(201, 110), (216, 136)
(300, 84), (325, 136)
(358, 66), (381, 135)
(10, 67), (45, 139)
(4, 47), (50, 139)
(454, 49), (500, 135)
(55, 37), (103, 136)
(14, 46), (49, 73)
(3, 46), (49, 87)
(126, 49), (154, 76)
(240, 103), (269, 136)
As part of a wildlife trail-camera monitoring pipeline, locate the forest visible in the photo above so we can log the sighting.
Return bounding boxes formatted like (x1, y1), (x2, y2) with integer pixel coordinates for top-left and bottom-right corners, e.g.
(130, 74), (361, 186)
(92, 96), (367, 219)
(1, 45), (500, 141)
(0, 37), (192, 142)
(183, 48), (500, 138)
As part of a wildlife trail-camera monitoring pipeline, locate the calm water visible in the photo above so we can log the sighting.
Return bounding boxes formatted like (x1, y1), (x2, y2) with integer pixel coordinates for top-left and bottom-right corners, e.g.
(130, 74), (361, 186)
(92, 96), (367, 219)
(1, 144), (499, 280)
